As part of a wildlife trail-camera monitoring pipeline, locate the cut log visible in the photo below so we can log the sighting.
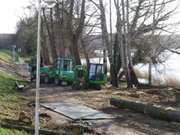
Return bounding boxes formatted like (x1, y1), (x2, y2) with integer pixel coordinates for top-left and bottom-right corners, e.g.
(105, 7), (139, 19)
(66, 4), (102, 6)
(110, 98), (146, 113)
(110, 98), (180, 122)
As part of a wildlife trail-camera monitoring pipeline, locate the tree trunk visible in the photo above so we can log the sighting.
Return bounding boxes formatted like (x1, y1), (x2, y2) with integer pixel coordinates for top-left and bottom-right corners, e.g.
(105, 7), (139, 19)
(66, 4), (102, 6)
(115, 0), (125, 86)
(81, 39), (90, 68)
(41, 17), (53, 64)
(110, 65), (118, 87)
(148, 61), (152, 86)
(49, 8), (58, 57)
(55, 3), (65, 57)
(67, 0), (85, 65)
(110, 98), (180, 122)
(99, 0), (119, 87)
(42, 8), (57, 61)
(109, 0), (118, 87)
(109, 0), (113, 58)
(129, 66), (139, 87)
(103, 50), (107, 74)
(148, 0), (157, 86)
(72, 36), (81, 65)
(121, 0), (132, 88)
(41, 22), (49, 65)
(99, 0), (112, 60)
(111, 34), (121, 87)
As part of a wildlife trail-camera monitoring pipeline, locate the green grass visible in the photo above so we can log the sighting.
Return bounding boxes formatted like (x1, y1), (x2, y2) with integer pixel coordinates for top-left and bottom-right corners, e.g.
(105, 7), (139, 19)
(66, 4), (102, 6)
(0, 49), (24, 64)
(0, 50), (47, 134)
(0, 128), (30, 135)
(0, 70), (22, 118)
(0, 49), (31, 134)
(0, 50), (12, 63)
(0, 69), (30, 134)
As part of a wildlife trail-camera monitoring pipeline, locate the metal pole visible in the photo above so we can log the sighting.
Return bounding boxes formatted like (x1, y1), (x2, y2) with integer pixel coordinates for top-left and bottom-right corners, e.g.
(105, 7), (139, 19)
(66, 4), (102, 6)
(35, 0), (41, 134)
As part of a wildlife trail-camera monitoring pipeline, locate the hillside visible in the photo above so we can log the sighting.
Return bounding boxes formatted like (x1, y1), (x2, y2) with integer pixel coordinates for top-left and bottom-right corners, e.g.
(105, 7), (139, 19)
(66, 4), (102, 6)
(0, 50), (30, 135)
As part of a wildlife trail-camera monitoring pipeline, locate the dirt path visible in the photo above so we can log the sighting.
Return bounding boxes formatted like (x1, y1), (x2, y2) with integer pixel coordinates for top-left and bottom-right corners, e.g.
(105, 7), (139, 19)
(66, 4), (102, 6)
(26, 86), (180, 135)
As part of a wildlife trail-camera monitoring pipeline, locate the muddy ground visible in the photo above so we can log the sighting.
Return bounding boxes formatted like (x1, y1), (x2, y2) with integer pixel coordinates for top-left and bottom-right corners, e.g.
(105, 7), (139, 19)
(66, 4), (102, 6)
(23, 84), (180, 135)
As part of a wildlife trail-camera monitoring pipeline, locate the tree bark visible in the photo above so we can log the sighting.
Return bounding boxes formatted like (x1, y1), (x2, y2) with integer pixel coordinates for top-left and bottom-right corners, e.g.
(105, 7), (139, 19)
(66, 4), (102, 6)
(99, 0), (112, 59)
(41, 20), (50, 65)
(49, 8), (59, 57)
(121, 0), (132, 88)
(111, 34), (121, 87)
(42, 8), (57, 61)
(67, 0), (86, 65)
(81, 39), (90, 68)
(111, 98), (180, 122)
(99, 0), (119, 86)
(72, 36), (81, 65)
(109, 0), (118, 87)
(55, 3), (65, 57)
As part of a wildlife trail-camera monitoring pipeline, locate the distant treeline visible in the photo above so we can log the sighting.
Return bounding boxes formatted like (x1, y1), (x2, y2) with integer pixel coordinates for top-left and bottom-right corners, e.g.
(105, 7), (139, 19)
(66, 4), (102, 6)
(0, 34), (16, 49)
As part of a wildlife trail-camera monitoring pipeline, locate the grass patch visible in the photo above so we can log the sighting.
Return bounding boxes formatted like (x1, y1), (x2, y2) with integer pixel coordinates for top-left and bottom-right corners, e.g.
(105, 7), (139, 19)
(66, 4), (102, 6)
(0, 50), (32, 134)
(0, 70), (26, 119)
(0, 128), (30, 135)
(0, 69), (30, 134)
(0, 49), (24, 64)
(0, 50), (12, 63)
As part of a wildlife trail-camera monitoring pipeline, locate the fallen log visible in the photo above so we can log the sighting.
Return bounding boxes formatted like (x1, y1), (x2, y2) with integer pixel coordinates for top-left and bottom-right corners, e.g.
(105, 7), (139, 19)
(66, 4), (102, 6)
(0, 121), (65, 135)
(110, 98), (180, 122)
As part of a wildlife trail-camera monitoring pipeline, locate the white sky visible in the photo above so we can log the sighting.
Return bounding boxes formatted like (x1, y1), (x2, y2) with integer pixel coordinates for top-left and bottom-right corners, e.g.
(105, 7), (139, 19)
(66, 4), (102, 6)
(0, 0), (30, 34)
(0, 0), (180, 34)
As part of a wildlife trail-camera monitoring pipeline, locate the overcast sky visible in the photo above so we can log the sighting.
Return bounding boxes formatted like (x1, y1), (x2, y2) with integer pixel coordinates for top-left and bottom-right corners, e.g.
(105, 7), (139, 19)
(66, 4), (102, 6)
(0, 0), (180, 34)
(0, 0), (29, 33)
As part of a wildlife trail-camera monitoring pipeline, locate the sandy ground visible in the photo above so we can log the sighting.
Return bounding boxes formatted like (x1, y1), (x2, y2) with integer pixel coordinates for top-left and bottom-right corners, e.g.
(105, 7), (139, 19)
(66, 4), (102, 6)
(25, 85), (180, 135)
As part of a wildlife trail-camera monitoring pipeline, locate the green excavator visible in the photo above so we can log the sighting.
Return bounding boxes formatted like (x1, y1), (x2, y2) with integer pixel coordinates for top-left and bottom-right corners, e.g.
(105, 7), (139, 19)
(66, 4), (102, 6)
(72, 63), (107, 90)
(29, 57), (107, 89)
(49, 57), (75, 85)
(29, 57), (74, 84)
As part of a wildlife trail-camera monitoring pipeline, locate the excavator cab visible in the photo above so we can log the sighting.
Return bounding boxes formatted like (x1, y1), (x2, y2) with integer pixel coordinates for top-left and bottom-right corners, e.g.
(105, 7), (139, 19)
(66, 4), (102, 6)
(88, 63), (106, 89)
(89, 63), (104, 81)
(53, 57), (74, 85)
(72, 63), (106, 90)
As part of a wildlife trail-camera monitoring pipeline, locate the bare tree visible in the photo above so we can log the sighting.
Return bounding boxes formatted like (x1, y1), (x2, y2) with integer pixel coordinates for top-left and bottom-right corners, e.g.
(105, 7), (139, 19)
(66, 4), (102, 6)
(65, 0), (86, 65)
(42, 8), (58, 62)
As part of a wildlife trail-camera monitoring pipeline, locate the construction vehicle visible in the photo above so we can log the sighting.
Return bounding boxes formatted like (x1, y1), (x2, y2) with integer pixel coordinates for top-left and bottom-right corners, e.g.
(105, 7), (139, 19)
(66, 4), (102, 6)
(48, 57), (75, 85)
(72, 63), (107, 90)
(29, 57), (74, 84)
(29, 57), (107, 89)
(29, 63), (51, 83)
